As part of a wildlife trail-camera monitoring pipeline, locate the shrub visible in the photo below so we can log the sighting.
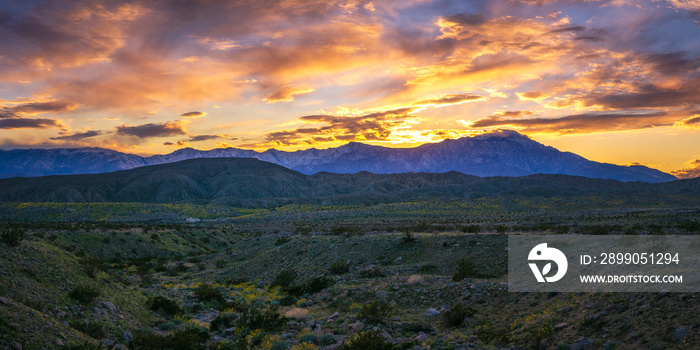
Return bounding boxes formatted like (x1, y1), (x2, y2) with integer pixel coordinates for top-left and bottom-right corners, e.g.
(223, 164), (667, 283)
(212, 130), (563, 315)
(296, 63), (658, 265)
(452, 257), (490, 281)
(402, 323), (433, 334)
(69, 321), (106, 339)
(147, 296), (183, 316)
(329, 261), (351, 275)
(298, 333), (318, 345)
(236, 306), (287, 332)
(130, 328), (211, 350)
(69, 284), (101, 304)
(194, 283), (225, 303)
(319, 334), (335, 346)
(159, 322), (175, 331)
(358, 301), (392, 323)
(459, 224), (481, 233)
(339, 331), (398, 350)
(358, 267), (384, 278)
(1, 228), (26, 247)
(270, 270), (297, 291)
(210, 312), (236, 331)
(298, 276), (334, 295)
(441, 303), (476, 327)
(275, 236), (292, 246)
(270, 341), (290, 350)
(291, 342), (318, 350)
(401, 232), (417, 245)
(418, 265), (438, 274)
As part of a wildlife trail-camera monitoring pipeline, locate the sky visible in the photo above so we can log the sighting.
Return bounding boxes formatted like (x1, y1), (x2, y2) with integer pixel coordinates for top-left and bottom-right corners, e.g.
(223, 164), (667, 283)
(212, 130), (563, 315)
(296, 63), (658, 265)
(0, 0), (699, 178)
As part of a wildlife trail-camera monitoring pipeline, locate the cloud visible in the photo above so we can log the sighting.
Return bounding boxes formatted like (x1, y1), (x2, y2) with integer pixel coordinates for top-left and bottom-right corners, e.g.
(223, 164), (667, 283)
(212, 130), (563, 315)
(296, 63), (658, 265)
(12, 101), (78, 115)
(50, 130), (102, 141)
(1, 100), (77, 118)
(187, 134), (224, 142)
(180, 111), (207, 118)
(412, 93), (486, 107)
(263, 86), (315, 103)
(675, 114), (700, 127)
(0, 117), (63, 129)
(516, 91), (549, 101)
(258, 107), (420, 147)
(468, 111), (678, 134)
(116, 120), (187, 138)
(551, 26), (586, 33)
(671, 159), (700, 179)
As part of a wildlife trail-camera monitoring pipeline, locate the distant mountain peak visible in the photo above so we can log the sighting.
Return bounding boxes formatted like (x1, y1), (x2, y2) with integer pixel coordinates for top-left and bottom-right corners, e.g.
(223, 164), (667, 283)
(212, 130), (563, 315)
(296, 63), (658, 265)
(0, 130), (677, 182)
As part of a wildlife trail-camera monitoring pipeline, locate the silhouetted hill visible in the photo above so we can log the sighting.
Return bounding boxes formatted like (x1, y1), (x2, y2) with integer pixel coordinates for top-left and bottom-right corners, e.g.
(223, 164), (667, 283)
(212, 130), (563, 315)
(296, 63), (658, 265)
(0, 157), (695, 207)
(0, 131), (676, 182)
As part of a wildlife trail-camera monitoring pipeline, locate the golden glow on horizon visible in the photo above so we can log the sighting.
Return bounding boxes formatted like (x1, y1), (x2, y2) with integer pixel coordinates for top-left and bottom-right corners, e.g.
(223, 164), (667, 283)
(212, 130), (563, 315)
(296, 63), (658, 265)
(0, 0), (699, 175)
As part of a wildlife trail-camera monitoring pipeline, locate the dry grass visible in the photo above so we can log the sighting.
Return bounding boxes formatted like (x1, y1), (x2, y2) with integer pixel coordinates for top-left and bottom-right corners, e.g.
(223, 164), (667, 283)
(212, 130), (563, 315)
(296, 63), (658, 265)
(285, 307), (309, 320)
(407, 274), (424, 284)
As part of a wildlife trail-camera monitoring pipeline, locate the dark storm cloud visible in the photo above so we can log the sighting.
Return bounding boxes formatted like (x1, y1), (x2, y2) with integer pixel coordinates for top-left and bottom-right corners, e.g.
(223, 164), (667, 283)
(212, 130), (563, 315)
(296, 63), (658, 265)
(116, 121), (187, 138)
(50, 130), (102, 141)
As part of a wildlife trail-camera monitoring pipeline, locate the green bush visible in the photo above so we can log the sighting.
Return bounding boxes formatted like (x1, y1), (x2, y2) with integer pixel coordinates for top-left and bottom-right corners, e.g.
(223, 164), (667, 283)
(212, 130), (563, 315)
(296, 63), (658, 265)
(441, 303), (476, 327)
(275, 236), (292, 246)
(130, 328), (211, 350)
(339, 331), (398, 350)
(270, 341), (289, 350)
(69, 284), (101, 304)
(236, 306), (287, 332)
(270, 269), (297, 291)
(298, 276), (334, 295)
(358, 267), (384, 278)
(70, 321), (107, 339)
(329, 261), (351, 275)
(194, 283), (226, 303)
(298, 334), (318, 345)
(452, 257), (490, 281)
(147, 296), (183, 316)
(358, 301), (392, 323)
(210, 313), (236, 331)
(1, 228), (26, 247)
(319, 334), (335, 346)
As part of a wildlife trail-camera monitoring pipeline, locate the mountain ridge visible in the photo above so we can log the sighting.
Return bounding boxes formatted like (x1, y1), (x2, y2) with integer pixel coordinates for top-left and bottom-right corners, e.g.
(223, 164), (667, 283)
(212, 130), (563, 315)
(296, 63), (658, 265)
(0, 157), (696, 208)
(0, 130), (676, 183)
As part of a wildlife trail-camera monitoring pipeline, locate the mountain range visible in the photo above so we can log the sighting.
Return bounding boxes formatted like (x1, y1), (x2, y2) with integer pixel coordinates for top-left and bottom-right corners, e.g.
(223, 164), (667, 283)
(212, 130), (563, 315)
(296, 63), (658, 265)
(0, 157), (696, 208)
(0, 130), (676, 183)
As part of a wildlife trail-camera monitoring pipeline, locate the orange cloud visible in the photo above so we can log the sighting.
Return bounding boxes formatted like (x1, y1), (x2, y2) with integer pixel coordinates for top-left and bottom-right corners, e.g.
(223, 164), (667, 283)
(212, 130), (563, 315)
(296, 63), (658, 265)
(671, 159), (700, 179)
(263, 86), (315, 103)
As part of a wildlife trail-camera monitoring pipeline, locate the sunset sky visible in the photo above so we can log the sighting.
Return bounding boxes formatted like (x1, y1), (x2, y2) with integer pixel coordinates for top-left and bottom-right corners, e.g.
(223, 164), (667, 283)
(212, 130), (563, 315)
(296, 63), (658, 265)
(1, 0), (699, 177)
